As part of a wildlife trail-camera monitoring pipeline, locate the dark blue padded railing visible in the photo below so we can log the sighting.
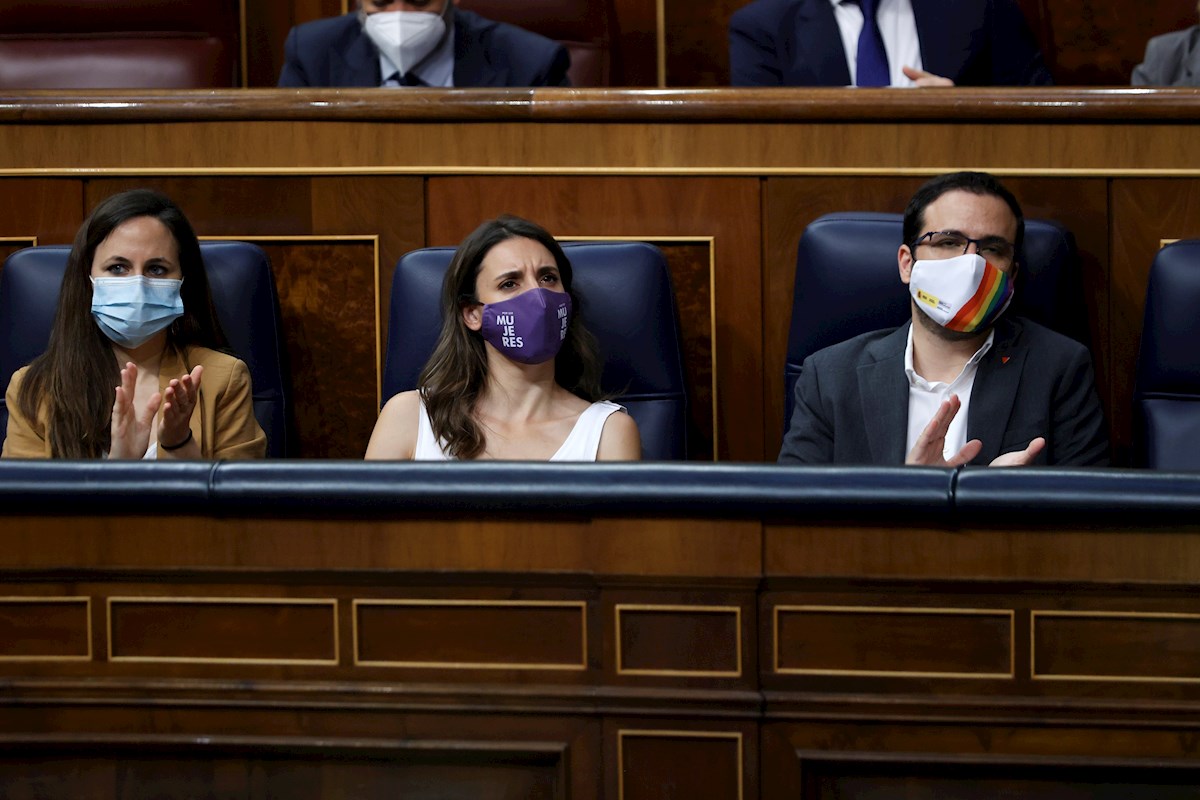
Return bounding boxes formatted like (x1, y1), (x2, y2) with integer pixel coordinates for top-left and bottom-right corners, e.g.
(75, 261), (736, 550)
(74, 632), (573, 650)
(0, 242), (291, 457)
(1, 462), (1198, 524)
(382, 242), (689, 460)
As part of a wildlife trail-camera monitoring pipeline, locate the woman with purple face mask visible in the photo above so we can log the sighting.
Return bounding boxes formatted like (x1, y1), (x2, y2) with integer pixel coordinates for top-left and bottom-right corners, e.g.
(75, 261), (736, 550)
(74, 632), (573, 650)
(365, 215), (641, 461)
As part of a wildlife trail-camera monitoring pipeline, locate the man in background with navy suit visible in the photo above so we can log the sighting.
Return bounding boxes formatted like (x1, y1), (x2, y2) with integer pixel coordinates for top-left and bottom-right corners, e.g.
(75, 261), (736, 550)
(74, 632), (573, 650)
(279, 0), (570, 88)
(729, 0), (1052, 87)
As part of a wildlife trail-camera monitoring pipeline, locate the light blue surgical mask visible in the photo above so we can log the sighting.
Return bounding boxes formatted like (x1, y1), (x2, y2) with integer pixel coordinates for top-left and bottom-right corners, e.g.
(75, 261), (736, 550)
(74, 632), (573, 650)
(90, 276), (184, 349)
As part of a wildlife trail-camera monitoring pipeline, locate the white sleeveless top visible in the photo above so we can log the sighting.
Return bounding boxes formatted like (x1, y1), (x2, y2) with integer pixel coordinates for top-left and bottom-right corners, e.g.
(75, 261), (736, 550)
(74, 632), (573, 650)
(415, 399), (625, 461)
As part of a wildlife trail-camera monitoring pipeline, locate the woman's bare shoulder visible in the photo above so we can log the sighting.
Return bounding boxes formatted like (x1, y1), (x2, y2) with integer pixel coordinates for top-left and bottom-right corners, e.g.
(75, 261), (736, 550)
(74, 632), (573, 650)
(364, 390), (422, 460)
(596, 405), (641, 461)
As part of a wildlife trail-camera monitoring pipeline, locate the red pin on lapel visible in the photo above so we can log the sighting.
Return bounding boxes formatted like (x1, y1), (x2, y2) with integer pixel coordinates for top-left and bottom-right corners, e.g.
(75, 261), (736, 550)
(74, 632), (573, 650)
(1001, 356), (1011, 364)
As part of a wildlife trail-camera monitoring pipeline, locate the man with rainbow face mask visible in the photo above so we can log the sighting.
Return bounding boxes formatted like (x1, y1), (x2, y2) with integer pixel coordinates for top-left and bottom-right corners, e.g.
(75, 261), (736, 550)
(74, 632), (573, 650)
(278, 0), (570, 88)
(779, 171), (1109, 467)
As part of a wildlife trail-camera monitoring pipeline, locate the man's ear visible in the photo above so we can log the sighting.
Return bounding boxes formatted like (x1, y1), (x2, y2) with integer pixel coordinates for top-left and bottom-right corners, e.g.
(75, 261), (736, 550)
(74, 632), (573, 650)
(462, 302), (482, 332)
(898, 244), (915, 285)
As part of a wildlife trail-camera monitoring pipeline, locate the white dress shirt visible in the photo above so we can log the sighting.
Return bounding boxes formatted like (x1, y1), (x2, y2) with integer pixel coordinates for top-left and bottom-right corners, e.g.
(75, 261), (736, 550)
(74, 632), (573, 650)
(904, 326), (994, 460)
(829, 0), (923, 87)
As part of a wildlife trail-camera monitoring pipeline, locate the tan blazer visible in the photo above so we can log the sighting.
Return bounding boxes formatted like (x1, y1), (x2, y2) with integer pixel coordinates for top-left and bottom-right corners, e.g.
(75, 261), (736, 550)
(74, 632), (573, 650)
(3, 345), (266, 459)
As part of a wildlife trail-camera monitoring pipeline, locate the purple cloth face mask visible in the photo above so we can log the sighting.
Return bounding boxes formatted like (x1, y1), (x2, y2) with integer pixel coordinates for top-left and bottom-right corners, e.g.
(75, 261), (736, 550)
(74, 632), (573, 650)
(479, 287), (573, 365)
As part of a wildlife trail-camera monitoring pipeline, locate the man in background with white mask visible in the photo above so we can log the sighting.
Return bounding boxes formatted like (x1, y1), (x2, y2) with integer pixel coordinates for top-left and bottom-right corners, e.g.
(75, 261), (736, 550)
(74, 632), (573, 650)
(279, 0), (570, 88)
(779, 171), (1109, 467)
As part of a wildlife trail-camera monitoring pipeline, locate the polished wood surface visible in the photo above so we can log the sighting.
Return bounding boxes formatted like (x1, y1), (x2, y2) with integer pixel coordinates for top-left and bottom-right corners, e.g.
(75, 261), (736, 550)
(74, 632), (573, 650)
(9, 87), (1200, 121)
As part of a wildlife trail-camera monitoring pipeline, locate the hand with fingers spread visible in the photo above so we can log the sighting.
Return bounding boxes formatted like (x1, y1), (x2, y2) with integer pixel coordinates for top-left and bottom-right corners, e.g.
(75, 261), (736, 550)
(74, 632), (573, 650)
(108, 362), (161, 459)
(158, 364), (203, 454)
(990, 436), (1045, 467)
(902, 66), (954, 87)
(905, 394), (982, 467)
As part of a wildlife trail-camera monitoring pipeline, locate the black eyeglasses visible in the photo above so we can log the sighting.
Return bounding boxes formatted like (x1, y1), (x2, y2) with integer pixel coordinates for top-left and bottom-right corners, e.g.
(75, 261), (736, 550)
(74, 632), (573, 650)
(910, 231), (1015, 267)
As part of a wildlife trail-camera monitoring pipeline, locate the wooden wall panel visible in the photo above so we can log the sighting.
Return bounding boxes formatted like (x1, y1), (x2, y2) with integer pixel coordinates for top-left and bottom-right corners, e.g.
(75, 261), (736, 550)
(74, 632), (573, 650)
(663, 0), (744, 87)
(612, 0), (659, 86)
(0, 739), (571, 800)
(0, 598), (89, 660)
(1034, 611), (1200, 682)
(773, 606), (1012, 678)
(249, 0), (345, 88)
(0, 178), (84, 248)
(426, 176), (762, 461)
(610, 725), (753, 800)
(253, 239), (378, 457)
(355, 600), (587, 670)
(108, 598), (338, 664)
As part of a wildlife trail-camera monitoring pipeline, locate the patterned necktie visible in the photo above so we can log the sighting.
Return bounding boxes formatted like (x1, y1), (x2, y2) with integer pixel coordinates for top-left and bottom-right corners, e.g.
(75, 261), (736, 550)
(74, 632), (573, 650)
(855, 0), (890, 87)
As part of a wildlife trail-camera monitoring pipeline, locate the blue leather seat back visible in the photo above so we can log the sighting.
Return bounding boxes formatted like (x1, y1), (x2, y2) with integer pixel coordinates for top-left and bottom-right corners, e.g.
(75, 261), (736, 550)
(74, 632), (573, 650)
(1134, 240), (1200, 469)
(784, 212), (1087, 425)
(0, 242), (291, 457)
(382, 241), (688, 460)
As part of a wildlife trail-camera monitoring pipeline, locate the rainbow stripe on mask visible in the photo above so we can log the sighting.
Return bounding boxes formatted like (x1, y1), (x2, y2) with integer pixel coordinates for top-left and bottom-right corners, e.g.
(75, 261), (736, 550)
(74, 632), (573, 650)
(945, 263), (1013, 333)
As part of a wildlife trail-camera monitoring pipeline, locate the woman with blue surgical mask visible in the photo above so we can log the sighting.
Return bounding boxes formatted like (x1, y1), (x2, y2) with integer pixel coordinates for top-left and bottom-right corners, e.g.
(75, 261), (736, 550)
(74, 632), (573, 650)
(3, 189), (265, 460)
(365, 215), (641, 461)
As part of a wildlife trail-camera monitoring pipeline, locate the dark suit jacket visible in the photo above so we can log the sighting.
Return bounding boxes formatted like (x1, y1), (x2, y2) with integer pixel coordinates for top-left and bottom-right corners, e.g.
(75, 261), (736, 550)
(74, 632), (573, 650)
(1132, 25), (1200, 87)
(778, 317), (1109, 466)
(278, 9), (570, 88)
(729, 0), (1053, 87)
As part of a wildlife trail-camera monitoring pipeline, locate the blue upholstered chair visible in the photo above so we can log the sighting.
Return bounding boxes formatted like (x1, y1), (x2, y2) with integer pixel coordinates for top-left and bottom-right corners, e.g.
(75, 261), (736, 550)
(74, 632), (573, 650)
(1134, 240), (1200, 470)
(0, 242), (291, 457)
(783, 212), (1088, 425)
(382, 241), (688, 460)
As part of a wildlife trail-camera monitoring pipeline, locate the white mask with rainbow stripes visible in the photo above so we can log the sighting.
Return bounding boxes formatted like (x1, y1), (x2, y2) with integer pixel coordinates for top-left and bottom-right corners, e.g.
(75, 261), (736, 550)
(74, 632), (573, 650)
(909, 253), (1013, 334)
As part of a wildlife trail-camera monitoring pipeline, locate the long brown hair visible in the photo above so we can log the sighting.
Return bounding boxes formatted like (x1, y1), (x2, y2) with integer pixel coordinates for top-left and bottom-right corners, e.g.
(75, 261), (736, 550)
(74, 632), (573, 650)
(16, 189), (228, 458)
(419, 215), (603, 459)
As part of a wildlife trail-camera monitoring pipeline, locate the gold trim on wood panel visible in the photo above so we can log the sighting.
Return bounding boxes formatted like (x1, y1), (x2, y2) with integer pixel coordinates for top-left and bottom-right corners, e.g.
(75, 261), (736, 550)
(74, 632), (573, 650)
(0, 596), (91, 662)
(655, 0), (667, 88)
(351, 599), (588, 671)
(198, 234), (383, 406)
(0, 236), (38, 249)
(10, 166), (1200, 178)
(773, 604), (1015, 679)
(617, 729), (744, 800)
(1161, 239), (1182, 247)
(614, 604), (742, 678)
(559, 235), (718, 460)
(106, 597), (340, 666)
(1031, 609), (1200, 684)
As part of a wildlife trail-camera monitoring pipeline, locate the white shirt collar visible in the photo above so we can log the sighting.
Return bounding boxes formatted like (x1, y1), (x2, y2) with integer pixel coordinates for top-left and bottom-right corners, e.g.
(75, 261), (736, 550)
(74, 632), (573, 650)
(904, 324), (995, 389)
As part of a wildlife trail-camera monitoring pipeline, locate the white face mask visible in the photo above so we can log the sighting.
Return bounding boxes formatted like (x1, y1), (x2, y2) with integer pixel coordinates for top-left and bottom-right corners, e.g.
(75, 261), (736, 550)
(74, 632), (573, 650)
(363, 8), (450, 77)
(908, 252), (1014, 334)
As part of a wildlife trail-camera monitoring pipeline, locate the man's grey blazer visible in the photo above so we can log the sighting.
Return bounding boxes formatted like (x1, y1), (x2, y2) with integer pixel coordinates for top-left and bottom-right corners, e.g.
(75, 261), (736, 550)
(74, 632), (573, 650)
(778, 317), (1109, 466)
(1132, 25), (1200, 87)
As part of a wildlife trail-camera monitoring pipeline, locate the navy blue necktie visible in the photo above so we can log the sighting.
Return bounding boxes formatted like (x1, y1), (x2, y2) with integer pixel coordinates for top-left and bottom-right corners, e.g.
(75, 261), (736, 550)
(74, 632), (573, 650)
(388, 71), (426, 87)
(855, 0), (890, 87)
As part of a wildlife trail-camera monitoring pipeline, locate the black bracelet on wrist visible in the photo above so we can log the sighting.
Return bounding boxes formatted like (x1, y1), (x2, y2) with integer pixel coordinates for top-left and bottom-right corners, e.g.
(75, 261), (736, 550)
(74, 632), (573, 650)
(159, 429), (194, 452)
